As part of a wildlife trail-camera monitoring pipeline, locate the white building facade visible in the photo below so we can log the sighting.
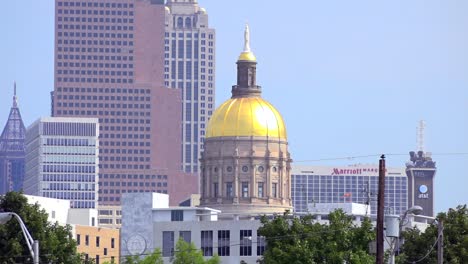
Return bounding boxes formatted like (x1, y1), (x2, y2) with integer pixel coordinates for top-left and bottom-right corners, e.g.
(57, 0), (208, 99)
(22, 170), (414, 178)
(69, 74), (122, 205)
(164, 0), (216, 173)
(121, 193), (266, 264)
(24, 117), (99, 208)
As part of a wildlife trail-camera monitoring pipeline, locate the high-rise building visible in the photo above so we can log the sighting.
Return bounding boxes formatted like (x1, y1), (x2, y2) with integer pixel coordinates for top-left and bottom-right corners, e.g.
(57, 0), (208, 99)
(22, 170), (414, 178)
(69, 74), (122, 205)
(406, 151), (436, 216)
(24, 117), (99, 209)
(52, 0), (197, 206)
(164, 0), (216, 173)
(199, 25), (292, 216)
(291, 165), (408, 216)
(0, 83), (26, 194)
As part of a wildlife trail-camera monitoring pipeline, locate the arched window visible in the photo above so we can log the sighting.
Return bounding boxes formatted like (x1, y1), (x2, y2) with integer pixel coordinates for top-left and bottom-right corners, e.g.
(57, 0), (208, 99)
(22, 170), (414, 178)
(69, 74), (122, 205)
(185, 17), (191, 28)
(177, 17), (183, 28)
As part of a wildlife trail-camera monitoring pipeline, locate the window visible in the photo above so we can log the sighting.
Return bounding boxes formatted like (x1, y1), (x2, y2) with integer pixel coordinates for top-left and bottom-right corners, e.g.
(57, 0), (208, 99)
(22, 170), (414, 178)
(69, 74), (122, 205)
(201, 231), (213, 256)
(162, 231), (174, 257)
(226, 182), (233, 197)
(213, 183), (218, 197)
(179, 231), (191, 243)
(76, 234), (81, 245)
(257, 236), (266, 256)
(96, 255), (99, 264)
(104, 248), (107, 256)
(218, 230), (230, 256)
(96, 236), (100, 247)
(92, 217), (95, 226)
(111, 238), (115, 248)
(242, 182), (249, 198)
(272, 183), (278, 198)
(85, 235), (89, 246)
(171, 210), (183, 221)
(258, 182), (264, 198)
(240, 230), (252, 256)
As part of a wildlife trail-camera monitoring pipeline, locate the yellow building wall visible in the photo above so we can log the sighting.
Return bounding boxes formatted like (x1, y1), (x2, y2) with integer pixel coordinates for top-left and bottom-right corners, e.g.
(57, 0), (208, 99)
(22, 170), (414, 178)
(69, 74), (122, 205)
(75, 225), (120, 264)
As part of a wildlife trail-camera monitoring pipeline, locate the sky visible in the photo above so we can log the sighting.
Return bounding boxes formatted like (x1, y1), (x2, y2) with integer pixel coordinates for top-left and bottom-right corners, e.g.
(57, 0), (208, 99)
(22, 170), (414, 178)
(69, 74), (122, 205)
(1, 0), (467, 213)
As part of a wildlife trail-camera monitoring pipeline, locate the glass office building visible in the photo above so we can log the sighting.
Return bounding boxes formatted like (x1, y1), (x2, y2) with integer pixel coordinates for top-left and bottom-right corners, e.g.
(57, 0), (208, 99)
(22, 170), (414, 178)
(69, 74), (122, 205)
(292, 165), (408, 216)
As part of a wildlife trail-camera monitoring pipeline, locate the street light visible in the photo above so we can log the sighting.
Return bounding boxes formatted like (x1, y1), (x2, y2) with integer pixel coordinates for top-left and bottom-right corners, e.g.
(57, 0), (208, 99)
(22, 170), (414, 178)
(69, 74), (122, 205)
(0, 212), (39, 264)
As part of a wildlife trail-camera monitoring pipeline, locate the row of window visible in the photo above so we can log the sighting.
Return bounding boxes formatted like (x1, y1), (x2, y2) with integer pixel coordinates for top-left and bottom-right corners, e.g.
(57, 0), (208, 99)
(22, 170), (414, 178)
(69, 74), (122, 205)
(58, 9), (134, 16)
(100, 174), (167, 180)
(58, 25), (133, 33)
(57, 87), (149, 94)
(100, 164), (150, 170)
(57, 77), (134, 84)
(98, 189), (168, 202)
(98, 218), (122, 225)
(58, 1), (134, 8)
(42, 174), (96, 183)
(58, 16), (134, 25)
(209, 182), (279, 199)
(55, 110), (148, 117)
(162, 230), (266, 257)
(99, 182), (167, 188)
(76, 234), (116, 249)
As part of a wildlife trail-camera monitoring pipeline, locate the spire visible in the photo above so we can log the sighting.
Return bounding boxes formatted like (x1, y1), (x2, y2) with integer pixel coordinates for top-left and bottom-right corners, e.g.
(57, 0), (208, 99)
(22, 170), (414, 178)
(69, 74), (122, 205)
(232, 25), (261, 98)
(238, 23), (256, 62)
(243, 24), (251, 53)
(13, 81), (18, 107)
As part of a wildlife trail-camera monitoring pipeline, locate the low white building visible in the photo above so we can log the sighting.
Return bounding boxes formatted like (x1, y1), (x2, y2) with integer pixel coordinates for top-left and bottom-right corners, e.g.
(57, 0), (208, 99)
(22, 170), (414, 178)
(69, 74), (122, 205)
(121, 193), (266, 264)
(24, 195), (98, 227)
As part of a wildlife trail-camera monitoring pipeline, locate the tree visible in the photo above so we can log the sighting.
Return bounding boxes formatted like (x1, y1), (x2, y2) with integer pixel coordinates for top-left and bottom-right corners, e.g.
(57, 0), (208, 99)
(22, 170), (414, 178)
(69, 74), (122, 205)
(396, 204), (468, 264)
(257, 209), (375, 264)
(118, 248), (164, 264)
(172, 238), (220, 264)
(0, 191), (88, 263)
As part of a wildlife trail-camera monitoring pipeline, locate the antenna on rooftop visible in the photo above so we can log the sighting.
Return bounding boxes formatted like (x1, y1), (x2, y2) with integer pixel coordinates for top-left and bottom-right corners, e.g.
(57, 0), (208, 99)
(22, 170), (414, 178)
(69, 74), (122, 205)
(417, 120), (426, 152)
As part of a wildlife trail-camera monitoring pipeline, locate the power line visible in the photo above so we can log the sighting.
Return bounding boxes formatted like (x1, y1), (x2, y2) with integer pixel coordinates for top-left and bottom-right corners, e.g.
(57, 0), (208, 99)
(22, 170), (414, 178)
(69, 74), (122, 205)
(294, 152), (468, 163)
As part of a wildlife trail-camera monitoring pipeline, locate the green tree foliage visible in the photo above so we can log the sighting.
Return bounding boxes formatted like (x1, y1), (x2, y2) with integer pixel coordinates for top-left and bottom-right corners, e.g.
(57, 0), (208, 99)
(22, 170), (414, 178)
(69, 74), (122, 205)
(396, 204), (468, 264)
(119, 248), (164, 264)
(172, 238), (220, 264)
(0, 191), (88, 264)
(258, 209), (375, 264)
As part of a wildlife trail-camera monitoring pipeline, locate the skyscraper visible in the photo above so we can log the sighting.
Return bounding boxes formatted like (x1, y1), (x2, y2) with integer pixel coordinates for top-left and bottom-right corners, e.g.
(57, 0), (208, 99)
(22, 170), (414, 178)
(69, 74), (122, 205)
(24, 117), (99, 209)
(164, 0), (216, 173)
(52, 0), (197, 206)
(0, 83), (26, 194)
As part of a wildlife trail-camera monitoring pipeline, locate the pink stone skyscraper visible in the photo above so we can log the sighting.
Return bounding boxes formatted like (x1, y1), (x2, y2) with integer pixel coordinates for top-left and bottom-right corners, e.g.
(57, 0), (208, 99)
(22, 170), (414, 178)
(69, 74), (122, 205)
(52, 0), (197, 206)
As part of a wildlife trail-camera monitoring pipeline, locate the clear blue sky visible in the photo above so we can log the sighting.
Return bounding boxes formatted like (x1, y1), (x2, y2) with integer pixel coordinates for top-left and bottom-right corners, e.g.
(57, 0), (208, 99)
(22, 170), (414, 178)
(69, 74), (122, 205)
(1, 1), (467, 212)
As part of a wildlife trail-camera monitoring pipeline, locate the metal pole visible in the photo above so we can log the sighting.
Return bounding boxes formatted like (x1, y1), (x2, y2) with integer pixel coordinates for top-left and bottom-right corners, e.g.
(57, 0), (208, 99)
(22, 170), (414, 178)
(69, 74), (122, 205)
(33, 240), (39, 264)
(437, 220), (443, 264)
(376, 155), (386, 264)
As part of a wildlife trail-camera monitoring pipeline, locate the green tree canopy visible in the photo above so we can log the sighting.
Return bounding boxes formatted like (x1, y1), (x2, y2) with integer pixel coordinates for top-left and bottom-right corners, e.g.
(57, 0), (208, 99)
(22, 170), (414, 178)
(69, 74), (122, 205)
(258, 209), (375, 264)
(396, 204), (468, 264)
(119, 248), (164, 264)
(172, 238), (220, 264)
(0, 191), (88, 263)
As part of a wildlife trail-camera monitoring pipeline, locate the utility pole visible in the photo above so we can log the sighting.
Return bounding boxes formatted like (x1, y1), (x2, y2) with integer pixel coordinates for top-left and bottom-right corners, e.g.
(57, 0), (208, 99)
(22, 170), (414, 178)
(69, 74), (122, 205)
(376, 155), (386, 264)
(438, 219), (444, 264)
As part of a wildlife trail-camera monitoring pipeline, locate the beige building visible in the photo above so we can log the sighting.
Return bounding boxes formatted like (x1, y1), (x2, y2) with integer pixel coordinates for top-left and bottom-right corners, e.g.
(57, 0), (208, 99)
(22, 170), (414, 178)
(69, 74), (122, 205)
(76, 225), (120, 264)
(199, 25), (292, 216)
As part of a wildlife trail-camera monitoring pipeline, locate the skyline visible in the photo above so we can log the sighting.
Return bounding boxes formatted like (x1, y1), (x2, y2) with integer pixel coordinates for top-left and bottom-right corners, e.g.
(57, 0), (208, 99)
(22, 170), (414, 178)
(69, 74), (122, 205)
(1, 0), (467, 212)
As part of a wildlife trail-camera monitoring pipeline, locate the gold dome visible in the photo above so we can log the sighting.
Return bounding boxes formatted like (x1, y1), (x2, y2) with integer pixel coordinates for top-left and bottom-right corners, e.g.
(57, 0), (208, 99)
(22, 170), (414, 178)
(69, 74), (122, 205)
(206, 97), (287, 139)
(238, 51), (256, 62)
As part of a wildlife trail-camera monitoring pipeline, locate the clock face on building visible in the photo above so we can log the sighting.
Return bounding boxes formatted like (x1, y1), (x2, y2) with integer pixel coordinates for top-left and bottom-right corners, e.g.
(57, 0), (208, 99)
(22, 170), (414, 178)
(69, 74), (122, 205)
(419, 185), (428, 194)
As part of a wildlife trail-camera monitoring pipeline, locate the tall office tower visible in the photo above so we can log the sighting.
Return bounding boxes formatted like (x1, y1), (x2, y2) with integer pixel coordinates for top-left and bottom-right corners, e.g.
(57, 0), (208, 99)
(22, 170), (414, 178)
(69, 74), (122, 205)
(406, 151), (436, 216)
(0, 84), (26, 194)
(164, 0), (216, 173)
(52, 0), (197, 206)
(24, 117), (99, 208)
